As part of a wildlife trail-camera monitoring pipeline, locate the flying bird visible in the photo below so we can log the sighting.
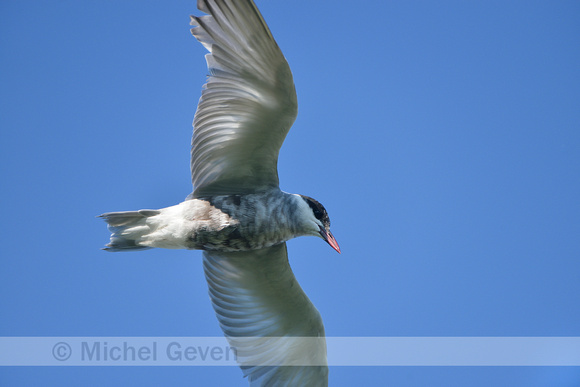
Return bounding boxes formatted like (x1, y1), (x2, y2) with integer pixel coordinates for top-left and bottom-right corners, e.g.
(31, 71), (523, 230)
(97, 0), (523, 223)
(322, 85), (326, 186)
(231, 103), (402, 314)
(100, 0), (339, 385)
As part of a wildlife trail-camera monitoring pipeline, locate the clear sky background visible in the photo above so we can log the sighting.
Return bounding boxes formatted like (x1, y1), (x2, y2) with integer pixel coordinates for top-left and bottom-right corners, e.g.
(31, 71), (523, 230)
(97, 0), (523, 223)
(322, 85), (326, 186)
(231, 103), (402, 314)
(1, 0), (579, 386)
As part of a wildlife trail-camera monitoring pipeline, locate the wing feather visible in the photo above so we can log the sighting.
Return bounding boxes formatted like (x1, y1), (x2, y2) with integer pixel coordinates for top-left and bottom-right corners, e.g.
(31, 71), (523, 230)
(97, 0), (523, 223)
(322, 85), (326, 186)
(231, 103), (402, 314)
(203, 244), (328, 386)
(190, 0), (298, 197)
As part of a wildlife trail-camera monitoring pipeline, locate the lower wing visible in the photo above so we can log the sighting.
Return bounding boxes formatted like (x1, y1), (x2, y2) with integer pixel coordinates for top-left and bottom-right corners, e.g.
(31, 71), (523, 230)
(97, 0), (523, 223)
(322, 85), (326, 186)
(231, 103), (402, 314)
(203, 243), (328, 386)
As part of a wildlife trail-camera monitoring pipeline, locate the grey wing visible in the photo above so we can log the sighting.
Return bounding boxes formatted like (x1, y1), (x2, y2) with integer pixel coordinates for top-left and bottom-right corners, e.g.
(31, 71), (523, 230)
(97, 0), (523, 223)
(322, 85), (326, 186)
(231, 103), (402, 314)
(203, 243), (328, 387)
(190, 0), (298, 197)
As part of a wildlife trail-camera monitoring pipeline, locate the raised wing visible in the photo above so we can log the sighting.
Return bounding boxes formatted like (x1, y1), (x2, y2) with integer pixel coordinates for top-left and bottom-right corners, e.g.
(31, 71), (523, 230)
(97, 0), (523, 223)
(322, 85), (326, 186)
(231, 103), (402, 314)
(189, 0), (298, 197)
(203, 243), (328, 386)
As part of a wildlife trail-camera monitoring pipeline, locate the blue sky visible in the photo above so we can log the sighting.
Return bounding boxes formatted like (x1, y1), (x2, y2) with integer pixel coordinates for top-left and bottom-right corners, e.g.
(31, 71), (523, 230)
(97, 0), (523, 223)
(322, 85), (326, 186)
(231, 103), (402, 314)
(1, 0), (579, 386)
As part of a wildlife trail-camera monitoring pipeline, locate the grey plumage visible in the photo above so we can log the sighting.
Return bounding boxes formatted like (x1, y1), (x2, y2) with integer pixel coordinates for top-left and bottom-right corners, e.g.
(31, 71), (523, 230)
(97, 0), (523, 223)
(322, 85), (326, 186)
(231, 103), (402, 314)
(204, 244), (328, 386)
(189, 0), (297, 197)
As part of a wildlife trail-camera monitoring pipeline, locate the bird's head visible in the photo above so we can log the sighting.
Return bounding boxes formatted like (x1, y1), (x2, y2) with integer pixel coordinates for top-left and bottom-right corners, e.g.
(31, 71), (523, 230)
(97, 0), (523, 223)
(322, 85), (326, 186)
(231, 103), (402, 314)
(297, 195), (340, 253)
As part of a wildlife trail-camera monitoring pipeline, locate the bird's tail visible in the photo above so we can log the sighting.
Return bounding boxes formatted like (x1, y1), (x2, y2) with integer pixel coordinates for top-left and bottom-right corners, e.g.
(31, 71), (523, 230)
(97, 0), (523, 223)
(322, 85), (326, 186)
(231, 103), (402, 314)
(99, 210), (161, 252)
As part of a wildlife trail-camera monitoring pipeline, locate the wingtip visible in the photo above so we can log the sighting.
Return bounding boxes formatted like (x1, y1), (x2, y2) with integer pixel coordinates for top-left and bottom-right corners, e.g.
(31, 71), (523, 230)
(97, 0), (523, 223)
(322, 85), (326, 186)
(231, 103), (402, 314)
(196, 0), (209, 14)
(189, 14), (198, 26)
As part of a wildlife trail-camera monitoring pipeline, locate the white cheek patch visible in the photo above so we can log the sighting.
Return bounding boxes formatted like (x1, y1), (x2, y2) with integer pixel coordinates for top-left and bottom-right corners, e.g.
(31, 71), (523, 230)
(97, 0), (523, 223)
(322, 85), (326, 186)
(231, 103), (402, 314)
(293, 195), (322, 236)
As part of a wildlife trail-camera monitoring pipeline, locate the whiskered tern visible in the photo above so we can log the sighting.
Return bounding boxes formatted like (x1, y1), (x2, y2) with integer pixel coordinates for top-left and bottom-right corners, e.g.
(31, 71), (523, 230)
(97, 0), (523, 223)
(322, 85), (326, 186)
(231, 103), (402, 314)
(100, 1), (339, 385)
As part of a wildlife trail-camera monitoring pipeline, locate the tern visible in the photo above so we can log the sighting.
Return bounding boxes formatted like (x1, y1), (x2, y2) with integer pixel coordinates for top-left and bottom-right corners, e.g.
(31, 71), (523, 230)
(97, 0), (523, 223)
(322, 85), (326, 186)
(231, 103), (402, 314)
(100, 0), (339, 385)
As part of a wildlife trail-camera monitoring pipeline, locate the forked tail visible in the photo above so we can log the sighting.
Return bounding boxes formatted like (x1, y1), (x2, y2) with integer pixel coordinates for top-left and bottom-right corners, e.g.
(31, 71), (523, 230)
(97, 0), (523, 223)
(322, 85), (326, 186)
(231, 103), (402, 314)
(99, 210), (161, 252)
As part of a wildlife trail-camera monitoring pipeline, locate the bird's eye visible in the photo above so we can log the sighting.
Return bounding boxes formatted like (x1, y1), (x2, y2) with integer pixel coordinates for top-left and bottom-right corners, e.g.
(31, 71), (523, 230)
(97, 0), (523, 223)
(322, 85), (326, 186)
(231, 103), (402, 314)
(313, 208), (323, 220)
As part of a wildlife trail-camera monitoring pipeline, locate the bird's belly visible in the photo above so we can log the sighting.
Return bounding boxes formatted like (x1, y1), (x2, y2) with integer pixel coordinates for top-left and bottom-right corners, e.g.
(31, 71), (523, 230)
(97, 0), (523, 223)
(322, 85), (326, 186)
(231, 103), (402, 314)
(187, 225), (290, 252)
(176, 192), (297, 252)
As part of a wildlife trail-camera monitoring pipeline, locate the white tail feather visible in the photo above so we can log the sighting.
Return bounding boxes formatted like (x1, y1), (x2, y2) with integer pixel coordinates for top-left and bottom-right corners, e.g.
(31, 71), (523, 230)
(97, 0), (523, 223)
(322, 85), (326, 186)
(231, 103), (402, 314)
(99, 210), (160, 251)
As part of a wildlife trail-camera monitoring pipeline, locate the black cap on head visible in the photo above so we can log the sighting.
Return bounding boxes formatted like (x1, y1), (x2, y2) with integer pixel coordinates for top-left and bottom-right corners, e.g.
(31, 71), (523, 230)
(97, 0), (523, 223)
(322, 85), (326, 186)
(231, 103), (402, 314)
(300, 195), (330, 226)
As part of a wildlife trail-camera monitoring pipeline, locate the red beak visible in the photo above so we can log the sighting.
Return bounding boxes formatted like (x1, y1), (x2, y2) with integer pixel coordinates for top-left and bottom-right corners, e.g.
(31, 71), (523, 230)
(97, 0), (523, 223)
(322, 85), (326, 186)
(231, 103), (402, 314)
(319, 226), (341, 254)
